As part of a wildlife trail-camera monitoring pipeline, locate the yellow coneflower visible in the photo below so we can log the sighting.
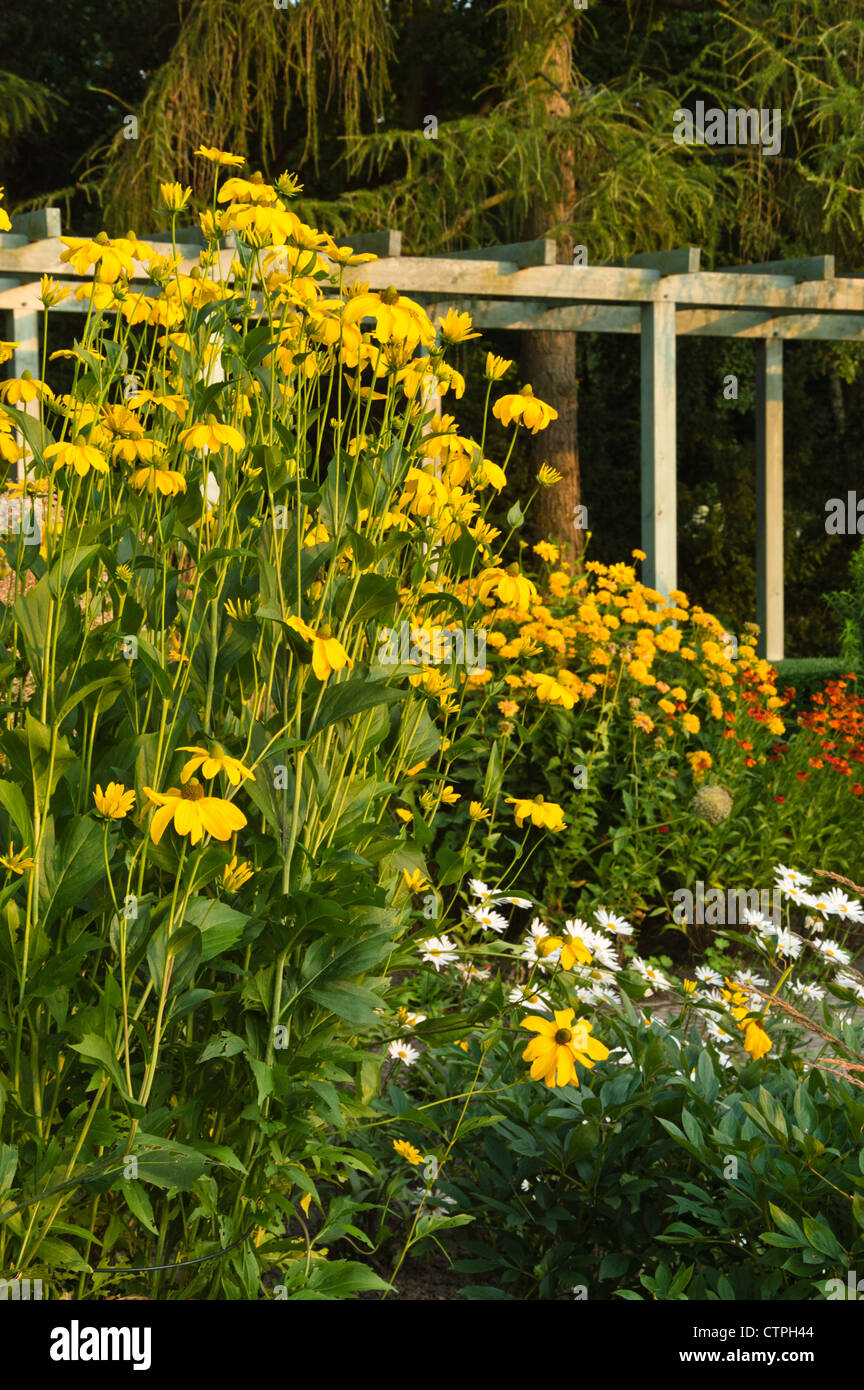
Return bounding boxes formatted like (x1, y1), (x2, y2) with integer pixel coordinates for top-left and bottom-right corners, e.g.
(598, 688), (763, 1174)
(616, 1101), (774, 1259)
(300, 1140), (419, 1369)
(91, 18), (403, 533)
(92, 783), (136, 819)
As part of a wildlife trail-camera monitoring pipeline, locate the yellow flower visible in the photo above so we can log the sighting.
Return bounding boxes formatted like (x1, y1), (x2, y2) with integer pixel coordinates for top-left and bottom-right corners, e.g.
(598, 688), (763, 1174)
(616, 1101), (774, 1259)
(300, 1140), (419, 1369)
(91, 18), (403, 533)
(439, 785), (461, 805)
(217, 175), (279, 205)
(311, 633), (354, 682)
(437, 308), (480, 344)
(0, 188), (10, 233)
(742, 1019), (772, 1060)
(393, 1139), (424, 1166)
(396, 808), (413, 823)
(537, 464), (562, 487)
(178, 746), (255, 786)
(195, 145), (245, 167)
(93, 783), (135, 819)
(468, 802), (490, 822)
(484, 352), (513, 381)
(223, 854), (254, 891)
(59, 233), (136, 283)
(143, 782), (247, 845)
(129, 467), (187, 496)
(682, 979), (697, 995)
(0, 376), (53, 406)
(682, 713), (701, 735)
(44, 438), (109, 477)
(686, 750), (712, 781)
(342, 286), (435, 350)
(403, 868), (430, 893)
(560, 931), (592, 971)
(160, 182), (192, 212)
(0, 843), (36, 874)
(505, 796), (566, 832)
(40, 275), (69, 308)
(493, 384), (558, 434)
(533, 541), (560, 563)
(0, 340), (18, 365)
(658, 698), (676, 716)
(179, 420), (245, 453)
(520, 1009), (609, 1088)
(168, 630), (188, 665)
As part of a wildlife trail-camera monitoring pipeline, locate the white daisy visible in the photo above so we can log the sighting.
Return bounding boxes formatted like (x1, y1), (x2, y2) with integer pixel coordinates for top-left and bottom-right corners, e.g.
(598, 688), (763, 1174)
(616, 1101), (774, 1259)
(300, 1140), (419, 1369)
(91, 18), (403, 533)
(468, 877), (494, 902)
(774, 864), (813, 891)
(820, 888), (864, 924)
(459, 961), (491, 982)
(527, 916), (550, 941)
(833, 970), (864, 1002)
(468, 903), (509, 933)
(631, 957), (671, 992)
(789, 981), (825, 1002)
(695, 964), (723, 986)
(803, 889), (833, 917)
(743, 907), (778, 932)
(783, 883), (813, 908)
(773, 928), (803, 959)
(508, 983), (552, 1012)
(814, 937), (852, 967)
(388, 1039), (420, 1065)
(396, 1009), (427, 1028)
(594, 908), (634, 936)
(804, 913), (825, 935)
(735, 969), (768, 989)
(420, 935), (458, 970)
(499, 895), (532, 909)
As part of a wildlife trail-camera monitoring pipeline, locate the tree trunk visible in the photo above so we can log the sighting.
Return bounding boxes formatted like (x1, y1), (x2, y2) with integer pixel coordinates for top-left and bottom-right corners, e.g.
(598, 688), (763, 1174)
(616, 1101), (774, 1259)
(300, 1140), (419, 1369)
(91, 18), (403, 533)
(518, 14), (581, 565)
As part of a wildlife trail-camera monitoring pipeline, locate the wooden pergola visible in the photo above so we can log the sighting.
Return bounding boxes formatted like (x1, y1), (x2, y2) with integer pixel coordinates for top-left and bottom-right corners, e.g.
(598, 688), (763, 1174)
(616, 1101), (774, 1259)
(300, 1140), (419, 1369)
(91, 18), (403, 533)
(4, 211), (864, 660)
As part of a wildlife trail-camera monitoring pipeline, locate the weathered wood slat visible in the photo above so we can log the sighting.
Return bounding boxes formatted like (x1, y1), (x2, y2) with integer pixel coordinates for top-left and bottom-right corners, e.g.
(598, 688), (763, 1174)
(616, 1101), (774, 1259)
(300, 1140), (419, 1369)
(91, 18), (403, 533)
(430, 238), (556, 268)
(334, 230), (402, 258)
(756, 341), (784, 662)
(640, 301), (677, 597)
(615, 247), (701, 275)
(716, 255), (834, 282)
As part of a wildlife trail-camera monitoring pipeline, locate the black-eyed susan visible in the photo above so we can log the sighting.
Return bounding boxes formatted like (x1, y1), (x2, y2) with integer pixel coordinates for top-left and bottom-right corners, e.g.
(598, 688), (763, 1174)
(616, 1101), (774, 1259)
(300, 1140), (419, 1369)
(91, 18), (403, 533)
(143, 782), (247, 845)
(93, 783), (135, 819)
(402, 868), (430, 893)
(536, 463), (562, 486)
(195, 145), (245, 167)
(484, 352), (513, 381)
(179, 419), (245, 453)
(741, 1018), (772, 1060)
(44, 438), (109, 477)
(436, 308), (481, 344)
(129, 466), (187, 497)
(0, 375), (54, 406)
(392, 1139), (424, 1166)
(520, 1009), (609, 1088)
(159, 182), (192, 213)
(468, 801), (490, 822)
(223, 854), (254, 892)
(178, 746), (254, 786)
(311, 630), (353, 683)
(505, 795), (566, 832)
(0, 843), (36, 874)
(493, 384), (558, 434)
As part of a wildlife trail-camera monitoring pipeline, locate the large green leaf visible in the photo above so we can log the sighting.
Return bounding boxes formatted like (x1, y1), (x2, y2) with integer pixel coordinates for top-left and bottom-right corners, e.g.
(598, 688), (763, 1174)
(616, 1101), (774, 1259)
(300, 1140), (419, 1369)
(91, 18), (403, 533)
(306, 677), (405, 739)
(183, 896), (249, 961)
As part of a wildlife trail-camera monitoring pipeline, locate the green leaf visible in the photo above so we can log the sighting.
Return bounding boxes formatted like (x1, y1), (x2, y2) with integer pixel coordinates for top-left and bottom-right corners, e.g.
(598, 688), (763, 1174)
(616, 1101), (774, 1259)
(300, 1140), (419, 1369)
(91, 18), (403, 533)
(198, 1029), (248, 1063)
(120, 1179), (158, 1236)
(69, 1034), (129, 1098)
(306, 677), (406, 739)
(309, 979), (383, 1026)
(0, 779), (33, 848)
(183, 897), (249, 961)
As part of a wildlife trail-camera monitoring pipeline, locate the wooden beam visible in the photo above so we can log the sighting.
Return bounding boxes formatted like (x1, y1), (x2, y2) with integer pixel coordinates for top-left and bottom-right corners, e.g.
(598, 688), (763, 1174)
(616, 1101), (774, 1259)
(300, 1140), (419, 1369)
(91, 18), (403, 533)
(756, 340), (784, 662)
(431, 238), (556, 268)
(10, 208), (62, 242)
(676, 309), (864, 341)
(640, 301), (677, 596)
(616, 247), (701, 275)
(716, 255), (834, 282)
(334, 230), (402, 258)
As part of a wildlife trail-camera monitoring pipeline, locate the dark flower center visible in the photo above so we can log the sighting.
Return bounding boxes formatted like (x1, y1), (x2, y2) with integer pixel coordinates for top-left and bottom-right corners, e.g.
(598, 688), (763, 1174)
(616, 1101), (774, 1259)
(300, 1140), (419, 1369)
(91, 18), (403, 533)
(554, 1028), (572, 1045)
(180, 781), (205, 801)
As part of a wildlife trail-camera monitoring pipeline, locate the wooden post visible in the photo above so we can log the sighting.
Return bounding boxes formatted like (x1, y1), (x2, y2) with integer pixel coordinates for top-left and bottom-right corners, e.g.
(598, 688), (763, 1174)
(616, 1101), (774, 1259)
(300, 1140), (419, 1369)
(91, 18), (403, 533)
(1, 211), (61, 482)
(640, 300), (677, 595)
(756, 339), (784, 661)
